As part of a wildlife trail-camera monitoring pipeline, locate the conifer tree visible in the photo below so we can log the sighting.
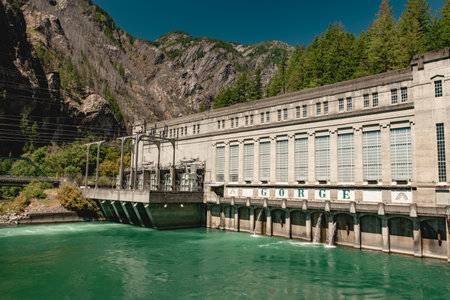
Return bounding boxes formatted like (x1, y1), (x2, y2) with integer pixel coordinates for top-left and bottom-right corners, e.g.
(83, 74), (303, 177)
(397, 0), (432, 65)
(439, 0), (450, 47)
(367, 0), (399, 73)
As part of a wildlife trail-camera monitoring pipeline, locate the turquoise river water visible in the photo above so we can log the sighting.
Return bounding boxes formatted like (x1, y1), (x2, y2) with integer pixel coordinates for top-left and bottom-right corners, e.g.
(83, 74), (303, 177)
(0, 223), (449, 299)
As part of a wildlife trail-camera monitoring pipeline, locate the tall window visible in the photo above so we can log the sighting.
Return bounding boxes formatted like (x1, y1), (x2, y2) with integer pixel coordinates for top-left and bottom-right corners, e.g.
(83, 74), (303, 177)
(323, 101), (328, 114)
(229, 145), (239, 182)
(316, 102), (321, 115)
(243, 143), (254, 182)
(391, 89), (398, 104)
(346, 97), (352, 111)
(296, 106), (301, 118)
(283, 108), (288, 120)
(338, 133), (354, 183)
(250, 114), (254, 125)
(436, 124), (447, 182)
(266, 111), (270, 122)
(303, 104), (307, 117)
(235, 117), (239, 128)
(222, 120), (225, 129)
(231, 118), (234, 128)
(245, 115), (249, 126)
(364, 94), (370, 108)
(295, 138), (308, 182)
(391, 127), (412, 181)
(277, 109), (282, 121)
(401, 87), (408, 102)
(260, 112), (264, 123)
(276, 140), (288, 182)
(259, 142), (270, 182)
(216, 146), (225, 182)
(372, 92), (379, 107)
(339, 98), (344, 112)
(363, 130), (382, 182)
(435, 80), (443, 97)
(315, 136), (330, 181)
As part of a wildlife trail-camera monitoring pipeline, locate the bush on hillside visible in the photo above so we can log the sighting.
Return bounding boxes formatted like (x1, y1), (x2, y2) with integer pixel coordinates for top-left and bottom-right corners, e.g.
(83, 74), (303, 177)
(57, 185), (98, 212)
(7, 181), (52, 213)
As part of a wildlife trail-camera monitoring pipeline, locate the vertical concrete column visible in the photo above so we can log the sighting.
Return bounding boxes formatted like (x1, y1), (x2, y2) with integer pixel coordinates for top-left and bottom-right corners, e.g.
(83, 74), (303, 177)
(381, 124), (392, 184)
(305, 211), (312, 241)
(224, 142), (230, 185)
(156, 142), (161, 191)
(330, 130), (338, 184)
(413, 219), (422, 257)
(354, 214), (361, 249)
(266, 208), (272, 236)
(354, 127), (364, 185)
(206, 205), (211, 228)
(328, 213), (334, 244)
(171, 140), (176, 191)
(288, 136), (295, 184)
(382, 217), (390, 253)
(285, 210), (291, 239)
(270, 136), (276, 184)
(234, 206), (239, 232)
(220, 205), (225, 230)
(254, 139), (259, 183)
(250, 207), (255, 233)
(308, 132), (315, 184)
(238, 140), (244, 184)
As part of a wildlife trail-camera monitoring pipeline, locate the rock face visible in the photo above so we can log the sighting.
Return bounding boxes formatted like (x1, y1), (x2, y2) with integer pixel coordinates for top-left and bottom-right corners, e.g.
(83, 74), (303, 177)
(0, 0), (293, 154)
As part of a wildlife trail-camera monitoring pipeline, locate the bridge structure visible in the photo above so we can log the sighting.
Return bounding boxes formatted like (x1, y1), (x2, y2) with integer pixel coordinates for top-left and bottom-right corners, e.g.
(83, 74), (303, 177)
(0, 157), (61, 187)
(82, 133), (205, 230)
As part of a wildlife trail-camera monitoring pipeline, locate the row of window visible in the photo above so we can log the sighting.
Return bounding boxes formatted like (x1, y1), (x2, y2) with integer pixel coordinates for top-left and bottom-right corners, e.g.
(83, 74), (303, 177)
(216, 127), (423, 184)
(168, 124), (200, 137)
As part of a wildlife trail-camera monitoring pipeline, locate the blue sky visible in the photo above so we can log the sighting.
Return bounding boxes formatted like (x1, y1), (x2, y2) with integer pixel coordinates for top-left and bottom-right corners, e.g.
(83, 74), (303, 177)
(93, 0), (445, 46)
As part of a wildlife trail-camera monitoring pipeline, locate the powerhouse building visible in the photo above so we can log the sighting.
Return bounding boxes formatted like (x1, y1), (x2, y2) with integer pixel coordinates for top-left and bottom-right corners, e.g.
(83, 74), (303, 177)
(96, 48), (450, 260)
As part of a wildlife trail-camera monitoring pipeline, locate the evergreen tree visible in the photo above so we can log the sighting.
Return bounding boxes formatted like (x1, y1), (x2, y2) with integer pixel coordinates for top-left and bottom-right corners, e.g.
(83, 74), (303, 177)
(439, 0), (450, 47)
(397, 0), (432, 65)
(367, 0), (400, 73)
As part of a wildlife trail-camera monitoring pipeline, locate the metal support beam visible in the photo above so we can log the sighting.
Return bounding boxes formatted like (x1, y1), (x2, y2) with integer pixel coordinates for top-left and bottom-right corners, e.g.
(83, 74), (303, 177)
(144, 204), (157, 229)
(110, 201), (123, 223)
(84, 144), (91, 195)
(95, 142), (103, 189)
(121, 201), (134, 224)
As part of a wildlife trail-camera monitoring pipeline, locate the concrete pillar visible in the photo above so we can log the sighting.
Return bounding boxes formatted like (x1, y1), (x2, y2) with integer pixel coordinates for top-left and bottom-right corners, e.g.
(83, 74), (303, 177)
(111, 201), (123, 223)
(171, 140), (176, 190)
(220, 205), (225, 230)
(288, 136), (295, 184)
(266, 208), (272, 236)
(382, 217), (390, 253)
(234, 206), (239, 232)
(285, 210), (291, 239)
(156, 143), (161, 191)
(224, 143), (230, 185)
(354, 127), (364, 185)
(250, 207), (255, 233)
(305, 211), (312, 241)
(381, 124), (392, 184)
(330, 130), (338, 184)
(308, 132), (315, 184)
(238, 140), (244, 184)
(413, 219), (423, 257)
(254, 140), (259, 182)
(206, 205), (211, 228)
(133, 135), (140, 190)
(354, 214), (361, 249)
(132, 203), (144, 227)
(328, 213), (334, 244)
(121, 201), (133, 224)
(270, 136), (276, 184)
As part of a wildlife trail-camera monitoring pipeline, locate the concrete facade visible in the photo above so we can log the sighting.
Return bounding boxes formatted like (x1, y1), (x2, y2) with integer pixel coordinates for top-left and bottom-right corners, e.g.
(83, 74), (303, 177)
(93, 48), (450, 261)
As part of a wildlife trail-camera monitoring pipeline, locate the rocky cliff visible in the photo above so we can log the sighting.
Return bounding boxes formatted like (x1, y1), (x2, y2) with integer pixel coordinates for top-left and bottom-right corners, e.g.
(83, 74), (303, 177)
(0, 0), (292, 154)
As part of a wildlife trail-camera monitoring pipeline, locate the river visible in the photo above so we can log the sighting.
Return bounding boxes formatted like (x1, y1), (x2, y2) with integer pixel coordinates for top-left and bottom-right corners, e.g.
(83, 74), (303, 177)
(0, 223), (449, 299)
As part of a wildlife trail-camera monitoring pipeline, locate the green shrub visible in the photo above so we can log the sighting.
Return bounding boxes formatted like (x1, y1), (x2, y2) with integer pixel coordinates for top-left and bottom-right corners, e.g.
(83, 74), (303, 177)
(57, 185), (98, 212)
(8, 181), (52, 213)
